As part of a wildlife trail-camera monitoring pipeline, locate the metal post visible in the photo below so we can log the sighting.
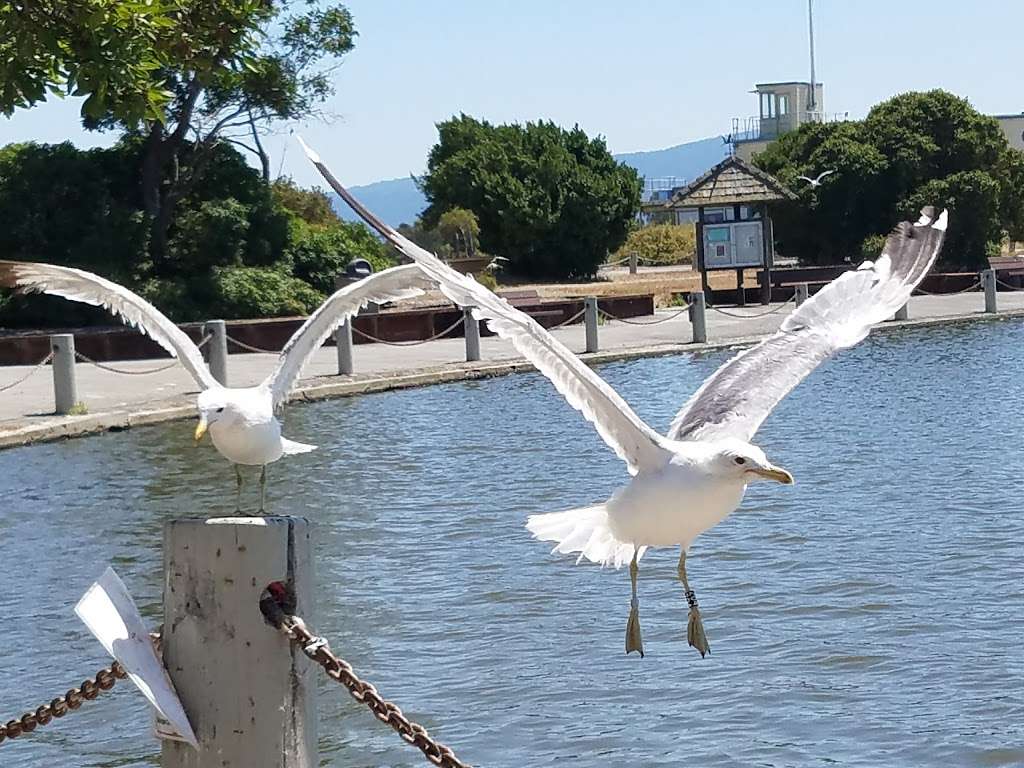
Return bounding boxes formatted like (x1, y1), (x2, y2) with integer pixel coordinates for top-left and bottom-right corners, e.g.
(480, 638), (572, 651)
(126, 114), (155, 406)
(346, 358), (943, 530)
(983, 269), (998, 313)
(464, 306), (481, 362)
(894, 303), (909, 321)
(204, 320), (229, 386)
(334, 321), (354, 375)
(50, 333), (78, 415)
(629, 252), (638, 275)
(162, 516), (316, 768)
(690, 292), (707, 344)
(795, 283), (809, 307)
(584, 297), (599, 353)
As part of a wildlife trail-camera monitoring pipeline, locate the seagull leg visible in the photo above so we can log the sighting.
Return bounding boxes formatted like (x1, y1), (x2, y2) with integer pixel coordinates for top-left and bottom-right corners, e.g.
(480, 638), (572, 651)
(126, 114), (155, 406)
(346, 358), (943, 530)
(625, 547), (644, 657)
(678, 549), (710, 658)
(258, 465), (267, 514)
(234, 465), (243, 513)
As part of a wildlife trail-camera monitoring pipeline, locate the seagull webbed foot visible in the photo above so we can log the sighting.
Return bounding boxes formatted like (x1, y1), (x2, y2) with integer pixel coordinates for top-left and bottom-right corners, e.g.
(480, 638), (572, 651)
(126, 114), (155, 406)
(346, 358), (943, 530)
(626, 598), (644, 657)
(686, 599), (711, 658)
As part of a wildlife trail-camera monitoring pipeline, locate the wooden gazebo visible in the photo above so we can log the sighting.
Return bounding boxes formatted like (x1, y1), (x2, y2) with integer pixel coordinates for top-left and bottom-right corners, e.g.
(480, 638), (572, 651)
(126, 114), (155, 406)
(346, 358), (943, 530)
(662, 155), (796, 305)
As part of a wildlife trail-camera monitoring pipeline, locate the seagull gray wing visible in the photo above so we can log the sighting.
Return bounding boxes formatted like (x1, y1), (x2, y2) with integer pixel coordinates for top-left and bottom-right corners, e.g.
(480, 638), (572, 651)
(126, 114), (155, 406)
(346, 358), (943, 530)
(0, 260), (220, 390)
(263, 264), (431, 409)
(298, 138), (670, 475)
(667, 208), (947, 443)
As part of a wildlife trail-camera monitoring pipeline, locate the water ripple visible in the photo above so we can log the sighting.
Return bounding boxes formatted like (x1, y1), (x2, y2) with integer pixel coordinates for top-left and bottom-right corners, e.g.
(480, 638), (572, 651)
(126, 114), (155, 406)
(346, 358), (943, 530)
(1, 320), (1024, 766)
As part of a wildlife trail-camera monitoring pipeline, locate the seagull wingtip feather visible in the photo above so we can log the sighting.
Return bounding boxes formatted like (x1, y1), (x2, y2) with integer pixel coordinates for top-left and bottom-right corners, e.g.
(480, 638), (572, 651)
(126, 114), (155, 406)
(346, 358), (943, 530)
(295, 134), (321, 165)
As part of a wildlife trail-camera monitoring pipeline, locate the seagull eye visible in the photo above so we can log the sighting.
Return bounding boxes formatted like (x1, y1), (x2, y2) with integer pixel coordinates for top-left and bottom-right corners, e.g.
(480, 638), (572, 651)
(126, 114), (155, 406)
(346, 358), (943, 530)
(216, 407), (225, 413)
(733, 457), (746, 465)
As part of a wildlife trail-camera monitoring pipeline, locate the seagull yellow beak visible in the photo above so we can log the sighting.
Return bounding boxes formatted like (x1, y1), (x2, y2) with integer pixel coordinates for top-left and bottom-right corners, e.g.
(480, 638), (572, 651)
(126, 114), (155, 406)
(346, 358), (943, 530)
(194, 416), (208, 443)
(751, 465), (794, 485)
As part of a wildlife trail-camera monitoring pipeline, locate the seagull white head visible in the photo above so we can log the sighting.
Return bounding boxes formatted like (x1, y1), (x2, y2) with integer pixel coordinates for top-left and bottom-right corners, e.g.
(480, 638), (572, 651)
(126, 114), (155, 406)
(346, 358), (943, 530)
(710, 438), (794, 485)
(194, 389), (242, 442)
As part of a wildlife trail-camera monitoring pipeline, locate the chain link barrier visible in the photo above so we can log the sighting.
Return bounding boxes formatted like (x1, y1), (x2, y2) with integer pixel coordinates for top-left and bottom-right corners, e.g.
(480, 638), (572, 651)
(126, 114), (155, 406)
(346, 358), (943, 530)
(73, 333), (212, 376)
(0, 351), (54, 392)
(599, 304), (691, 326)
(546, 307), (587, 330)
(913, 281), (982, 297)
(351, 316), (466, 347)
(709, 295), (796, 319)
(259, 588), (469, 768)
(224, 334), (279, 354)
(75, 351), (181, 376)
(0, 661), (127, 745)
(995, 278), (1024, 292)
(600, 256), (631, 268)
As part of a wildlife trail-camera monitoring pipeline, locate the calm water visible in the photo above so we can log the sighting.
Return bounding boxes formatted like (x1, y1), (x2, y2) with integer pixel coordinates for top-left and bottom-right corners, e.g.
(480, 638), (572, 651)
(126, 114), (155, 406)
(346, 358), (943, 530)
(2, 320), (1024, 767)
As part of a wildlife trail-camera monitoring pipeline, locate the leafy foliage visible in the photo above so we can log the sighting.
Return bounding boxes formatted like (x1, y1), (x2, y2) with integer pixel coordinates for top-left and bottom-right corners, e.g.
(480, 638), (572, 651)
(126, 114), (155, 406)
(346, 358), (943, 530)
(755, 90), (1024, 269)
(0, 141), (387, 327)
(210, 266), (323, 318)
(436, 207), (480, 257)
(421, 115), (642, 279)
(1, 1), (357, 261)
(617, 223), (696, 265)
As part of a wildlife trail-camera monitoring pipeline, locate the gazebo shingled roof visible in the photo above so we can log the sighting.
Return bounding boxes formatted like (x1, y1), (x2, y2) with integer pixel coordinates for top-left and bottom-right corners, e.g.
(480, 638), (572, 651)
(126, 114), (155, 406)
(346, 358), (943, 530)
(664, 155), (796, 209)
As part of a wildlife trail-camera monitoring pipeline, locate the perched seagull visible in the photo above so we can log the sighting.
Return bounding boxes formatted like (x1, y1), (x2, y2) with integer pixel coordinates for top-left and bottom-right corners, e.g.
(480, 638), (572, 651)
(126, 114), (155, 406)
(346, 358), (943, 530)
(797, 169), (836, 188)
(0, 260), (431, 511)
(300, 136), (947, 658)
(485, 256), (510, 274)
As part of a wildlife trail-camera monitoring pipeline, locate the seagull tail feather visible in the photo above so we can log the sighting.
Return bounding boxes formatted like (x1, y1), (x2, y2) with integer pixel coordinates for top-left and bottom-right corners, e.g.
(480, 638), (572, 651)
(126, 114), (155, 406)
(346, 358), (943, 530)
(526, 505), (639, 569)
(281, 438), (316, 455)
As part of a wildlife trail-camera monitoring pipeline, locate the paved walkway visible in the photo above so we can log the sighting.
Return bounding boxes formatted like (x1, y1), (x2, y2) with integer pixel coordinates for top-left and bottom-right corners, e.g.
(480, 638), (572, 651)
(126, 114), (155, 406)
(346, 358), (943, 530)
(3, 290), (1024, 447)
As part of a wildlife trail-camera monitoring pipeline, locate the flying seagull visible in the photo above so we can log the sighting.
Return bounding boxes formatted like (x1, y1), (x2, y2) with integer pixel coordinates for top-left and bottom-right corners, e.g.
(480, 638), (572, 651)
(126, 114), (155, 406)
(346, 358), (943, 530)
(0, 260), (431, 511)
(797, 169), (836, 188)
(299, 137), (946, 657)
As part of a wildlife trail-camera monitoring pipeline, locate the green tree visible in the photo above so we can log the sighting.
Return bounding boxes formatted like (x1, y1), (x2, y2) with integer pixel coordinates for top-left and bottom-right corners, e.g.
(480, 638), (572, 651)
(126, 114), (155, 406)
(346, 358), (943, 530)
(0, 140), (390, 327)
(0, 2), (357, 261)
(755, 90), (1024, 268)
(0, 1), (177, 123)
(421, 115), (642, 279)
(436, 207), (480, 257)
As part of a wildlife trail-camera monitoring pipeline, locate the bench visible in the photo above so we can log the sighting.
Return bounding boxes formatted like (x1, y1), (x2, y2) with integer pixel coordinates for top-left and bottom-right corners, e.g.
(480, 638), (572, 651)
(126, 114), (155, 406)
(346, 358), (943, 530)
(988, 256), (1024, 288)
(496, 289), (566, 326)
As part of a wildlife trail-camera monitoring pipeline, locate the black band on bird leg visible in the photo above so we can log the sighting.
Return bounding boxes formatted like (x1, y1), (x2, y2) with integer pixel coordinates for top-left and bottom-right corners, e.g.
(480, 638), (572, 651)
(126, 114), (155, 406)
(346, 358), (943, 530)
(685, 589), (699, 609)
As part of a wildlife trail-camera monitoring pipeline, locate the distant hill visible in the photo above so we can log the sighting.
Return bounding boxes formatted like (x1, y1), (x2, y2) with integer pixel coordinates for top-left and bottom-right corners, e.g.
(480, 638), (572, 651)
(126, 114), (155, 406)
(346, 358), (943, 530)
(334, 136), (727, 226)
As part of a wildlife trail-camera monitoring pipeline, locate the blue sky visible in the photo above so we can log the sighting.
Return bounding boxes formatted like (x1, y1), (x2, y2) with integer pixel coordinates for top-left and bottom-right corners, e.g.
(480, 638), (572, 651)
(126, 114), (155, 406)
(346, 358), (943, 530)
(0, 0), (1020, 186)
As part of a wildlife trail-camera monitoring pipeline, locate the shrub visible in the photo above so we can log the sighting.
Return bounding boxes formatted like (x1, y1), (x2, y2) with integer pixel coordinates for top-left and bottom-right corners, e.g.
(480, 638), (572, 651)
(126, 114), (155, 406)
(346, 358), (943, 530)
(616, 223), (696, 265)
(211, 267), (324, 318)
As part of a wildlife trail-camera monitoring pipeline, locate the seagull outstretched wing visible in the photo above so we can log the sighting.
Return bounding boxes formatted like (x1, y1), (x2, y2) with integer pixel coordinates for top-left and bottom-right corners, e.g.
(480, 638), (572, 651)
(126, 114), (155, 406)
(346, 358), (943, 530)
(263, 264), (431, 409)
(0, 260), (220, 390)
(667, 208), (947, 443)
(298, 138), (670, 475)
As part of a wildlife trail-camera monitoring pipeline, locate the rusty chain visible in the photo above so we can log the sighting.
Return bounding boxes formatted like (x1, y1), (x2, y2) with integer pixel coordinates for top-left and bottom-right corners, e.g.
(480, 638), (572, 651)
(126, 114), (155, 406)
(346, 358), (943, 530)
(0, 661), (127, 745)
(272, 609), (470, 768)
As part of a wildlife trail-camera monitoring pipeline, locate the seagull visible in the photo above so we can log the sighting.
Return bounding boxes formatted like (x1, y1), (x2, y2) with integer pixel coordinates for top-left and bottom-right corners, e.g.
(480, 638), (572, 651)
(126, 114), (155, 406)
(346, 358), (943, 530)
(797, 169), (836, 188)
(0, 260), (431, 511)
(485, 256), (509, 274)
(300, 136), (947, 657)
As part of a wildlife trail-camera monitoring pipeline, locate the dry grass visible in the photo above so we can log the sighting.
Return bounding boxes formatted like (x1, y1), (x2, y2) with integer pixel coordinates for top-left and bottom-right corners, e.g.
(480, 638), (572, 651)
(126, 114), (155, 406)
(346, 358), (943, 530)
(408, 264), (760, 309)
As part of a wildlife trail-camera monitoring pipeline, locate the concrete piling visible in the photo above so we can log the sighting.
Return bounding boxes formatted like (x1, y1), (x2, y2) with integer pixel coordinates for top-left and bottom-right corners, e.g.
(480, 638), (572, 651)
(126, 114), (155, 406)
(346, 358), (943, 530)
(161, 516), (316, 768)
(203, 320), (229, 386)
(464, 306), (481, 361)
(584, 297), (599, 353)
(50, 334), (78, 415)
(690, 293), (707, 344)
(982, 269), (998, 313)
(334, 320), (354, 375)
(795, 283), (809, 307)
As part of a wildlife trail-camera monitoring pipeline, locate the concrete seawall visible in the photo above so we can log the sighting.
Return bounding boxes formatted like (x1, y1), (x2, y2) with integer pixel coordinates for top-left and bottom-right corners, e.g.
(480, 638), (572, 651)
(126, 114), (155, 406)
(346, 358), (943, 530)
(3, 290), (1024, 450)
